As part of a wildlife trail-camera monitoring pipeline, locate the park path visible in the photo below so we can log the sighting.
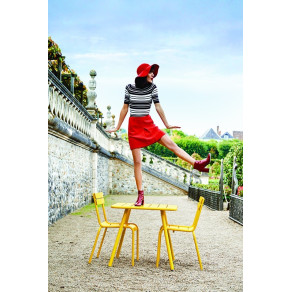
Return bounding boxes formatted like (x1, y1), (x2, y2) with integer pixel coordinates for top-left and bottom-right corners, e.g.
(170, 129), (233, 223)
(48, 195), (242, 292)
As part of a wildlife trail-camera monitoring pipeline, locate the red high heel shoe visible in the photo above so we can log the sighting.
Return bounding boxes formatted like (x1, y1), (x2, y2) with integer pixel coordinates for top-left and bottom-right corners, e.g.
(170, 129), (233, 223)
(193, 153), (211, 172)
(134, 190), (144, 206)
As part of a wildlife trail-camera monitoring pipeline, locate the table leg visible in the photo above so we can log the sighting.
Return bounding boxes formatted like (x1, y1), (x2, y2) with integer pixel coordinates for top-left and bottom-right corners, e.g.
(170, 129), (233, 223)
(108, 209), (131, 267)
(161, 210), (174, 270)
(116, 210), (131, 258)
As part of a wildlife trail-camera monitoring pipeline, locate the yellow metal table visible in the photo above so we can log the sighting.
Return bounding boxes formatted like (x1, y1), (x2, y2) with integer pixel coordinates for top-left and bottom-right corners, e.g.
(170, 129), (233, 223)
(109, 203), (178, 270)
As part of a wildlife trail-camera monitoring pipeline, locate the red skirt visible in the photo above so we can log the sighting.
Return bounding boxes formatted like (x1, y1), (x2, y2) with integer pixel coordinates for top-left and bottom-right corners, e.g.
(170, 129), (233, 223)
(128, 115), (166, 150)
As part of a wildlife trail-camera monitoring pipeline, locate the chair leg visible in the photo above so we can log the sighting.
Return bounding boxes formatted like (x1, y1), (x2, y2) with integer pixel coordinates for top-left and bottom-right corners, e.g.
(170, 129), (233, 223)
(96, 228), (107, 258)
(132, 230), (135, 266)
(88, 226), (102, 264)
(116, 228), (127, 258)
(167, 230), (175, 261)
(136, 228), (139, 261)
(156, 227), (163, 267)
(192, 231), (203, 270)
(165, 216), (175, 260)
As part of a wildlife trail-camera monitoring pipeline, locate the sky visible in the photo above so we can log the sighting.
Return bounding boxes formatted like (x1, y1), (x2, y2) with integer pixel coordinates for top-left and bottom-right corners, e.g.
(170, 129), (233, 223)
(48, 0), (242, 137)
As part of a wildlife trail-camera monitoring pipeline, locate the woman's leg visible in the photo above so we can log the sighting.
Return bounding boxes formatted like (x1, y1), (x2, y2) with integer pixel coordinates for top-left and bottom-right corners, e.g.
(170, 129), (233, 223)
(158, 134), (195, 165)
(131, 148), (143, 191)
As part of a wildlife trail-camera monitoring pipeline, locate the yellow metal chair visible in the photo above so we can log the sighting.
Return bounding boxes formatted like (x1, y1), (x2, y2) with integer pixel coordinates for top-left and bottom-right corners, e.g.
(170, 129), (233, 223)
(88, 192), (139, 266)
(156, 196), (205, 270)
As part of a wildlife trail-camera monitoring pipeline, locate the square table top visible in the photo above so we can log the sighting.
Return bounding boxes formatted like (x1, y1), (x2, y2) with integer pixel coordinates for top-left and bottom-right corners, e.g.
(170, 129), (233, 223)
(111, 202), (178, 211)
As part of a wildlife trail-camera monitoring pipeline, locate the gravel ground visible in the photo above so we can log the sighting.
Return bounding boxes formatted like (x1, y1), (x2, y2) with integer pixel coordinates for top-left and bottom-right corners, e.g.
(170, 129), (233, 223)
(48, 195), (243, 292)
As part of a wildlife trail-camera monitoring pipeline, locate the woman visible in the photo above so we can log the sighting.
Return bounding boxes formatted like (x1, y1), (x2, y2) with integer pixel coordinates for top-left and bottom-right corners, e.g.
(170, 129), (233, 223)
(107, 63), (211, 206)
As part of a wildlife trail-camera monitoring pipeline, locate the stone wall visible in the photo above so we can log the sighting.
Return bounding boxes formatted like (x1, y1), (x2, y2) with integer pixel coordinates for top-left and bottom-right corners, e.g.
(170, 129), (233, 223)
(96, 153), (109, 196)
(109, 159), (187, 196)
(48, 134), (92, 224)
(48, 134), (111, 225)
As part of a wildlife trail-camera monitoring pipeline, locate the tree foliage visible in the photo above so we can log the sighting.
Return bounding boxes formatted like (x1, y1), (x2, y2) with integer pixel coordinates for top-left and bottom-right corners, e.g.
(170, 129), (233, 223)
(48, 36), (89, 108)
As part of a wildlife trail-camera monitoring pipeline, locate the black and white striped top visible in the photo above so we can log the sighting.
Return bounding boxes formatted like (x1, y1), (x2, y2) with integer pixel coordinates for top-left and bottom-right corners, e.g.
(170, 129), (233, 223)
(124, 83), (159, 117)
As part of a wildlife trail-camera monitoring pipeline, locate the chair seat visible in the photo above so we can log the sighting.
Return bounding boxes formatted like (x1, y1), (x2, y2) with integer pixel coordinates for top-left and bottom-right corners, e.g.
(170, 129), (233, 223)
(101, 221), (138, 230)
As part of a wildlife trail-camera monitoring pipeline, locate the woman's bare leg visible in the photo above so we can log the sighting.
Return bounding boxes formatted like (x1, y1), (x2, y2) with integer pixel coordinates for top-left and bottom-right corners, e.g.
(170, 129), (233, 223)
(131, 148), (143, 191)
(158, 134), (195, 165)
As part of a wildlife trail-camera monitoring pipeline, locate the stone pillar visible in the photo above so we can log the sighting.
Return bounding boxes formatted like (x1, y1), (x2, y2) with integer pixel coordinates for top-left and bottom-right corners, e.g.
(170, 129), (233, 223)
(58, 56), (65, 80)
(70, 73), (77, 95)
(86, 70), (97, 116)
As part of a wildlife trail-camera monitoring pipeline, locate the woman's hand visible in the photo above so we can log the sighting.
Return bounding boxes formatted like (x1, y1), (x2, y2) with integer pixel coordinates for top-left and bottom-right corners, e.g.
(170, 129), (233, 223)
(166, 125), (181, 129)
(106, 127), (119, 133)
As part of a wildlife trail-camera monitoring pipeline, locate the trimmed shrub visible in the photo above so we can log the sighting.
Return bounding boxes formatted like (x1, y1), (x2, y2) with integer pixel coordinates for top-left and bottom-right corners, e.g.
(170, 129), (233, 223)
(205, 140), (219, 159)
(174, 136), (209, 157)
(218, 140), (234, 158)
(210, 161), (221, 176)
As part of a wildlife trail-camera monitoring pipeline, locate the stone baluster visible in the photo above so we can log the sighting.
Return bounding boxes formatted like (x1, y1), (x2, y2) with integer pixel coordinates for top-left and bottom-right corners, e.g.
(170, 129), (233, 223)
(165, 163), (169, 176)
(176, 169), (180, 181)
(151, 157), (157, 169)
(100, 112), (104, 127)
(111, 114), (117, 138)
(183, 172), (187, 184)
(105, 105), (112, 131)
(149, 155), (154, 166)
(142, 153), (147, 164)
(86, 70), (98, 116)
(185, 172), (190, 184)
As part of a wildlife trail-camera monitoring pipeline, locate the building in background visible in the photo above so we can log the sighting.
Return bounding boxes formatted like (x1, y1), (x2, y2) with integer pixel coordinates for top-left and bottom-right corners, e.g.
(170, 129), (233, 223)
(199, 126), (243, 141)
(221, 132), (234, 140)
(199, 128), (222, 141)
(233, 131), (243, 140)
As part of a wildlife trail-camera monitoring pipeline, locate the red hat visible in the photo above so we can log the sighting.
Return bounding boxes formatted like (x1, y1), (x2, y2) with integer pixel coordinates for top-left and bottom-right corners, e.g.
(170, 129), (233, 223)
(136, 63), (159, 77)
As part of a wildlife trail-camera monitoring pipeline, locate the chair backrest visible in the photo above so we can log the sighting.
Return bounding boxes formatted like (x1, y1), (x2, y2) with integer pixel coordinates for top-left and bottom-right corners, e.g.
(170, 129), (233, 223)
(192, 196), (205, 230)
(92, 192), (108, 225)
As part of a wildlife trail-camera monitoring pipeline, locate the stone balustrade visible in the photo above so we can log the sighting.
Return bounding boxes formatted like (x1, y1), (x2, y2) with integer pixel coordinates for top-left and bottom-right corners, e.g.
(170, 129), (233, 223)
(48, 70), (92, 138)
(108, 138), (199, 186)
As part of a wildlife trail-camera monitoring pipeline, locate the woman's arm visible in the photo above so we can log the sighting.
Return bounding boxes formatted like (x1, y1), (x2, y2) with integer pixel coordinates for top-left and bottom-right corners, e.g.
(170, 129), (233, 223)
(154, 103), (181, 129)
(106, 104), (129, 133)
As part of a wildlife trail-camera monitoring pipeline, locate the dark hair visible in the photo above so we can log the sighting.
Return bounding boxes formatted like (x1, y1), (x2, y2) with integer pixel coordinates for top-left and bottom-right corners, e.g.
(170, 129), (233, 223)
(135, 76), (151, 89)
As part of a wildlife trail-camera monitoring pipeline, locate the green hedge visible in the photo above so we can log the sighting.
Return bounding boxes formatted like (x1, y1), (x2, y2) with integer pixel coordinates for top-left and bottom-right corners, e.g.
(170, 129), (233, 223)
(146, 134), (240, 160)
(193, 183), (219, 192)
